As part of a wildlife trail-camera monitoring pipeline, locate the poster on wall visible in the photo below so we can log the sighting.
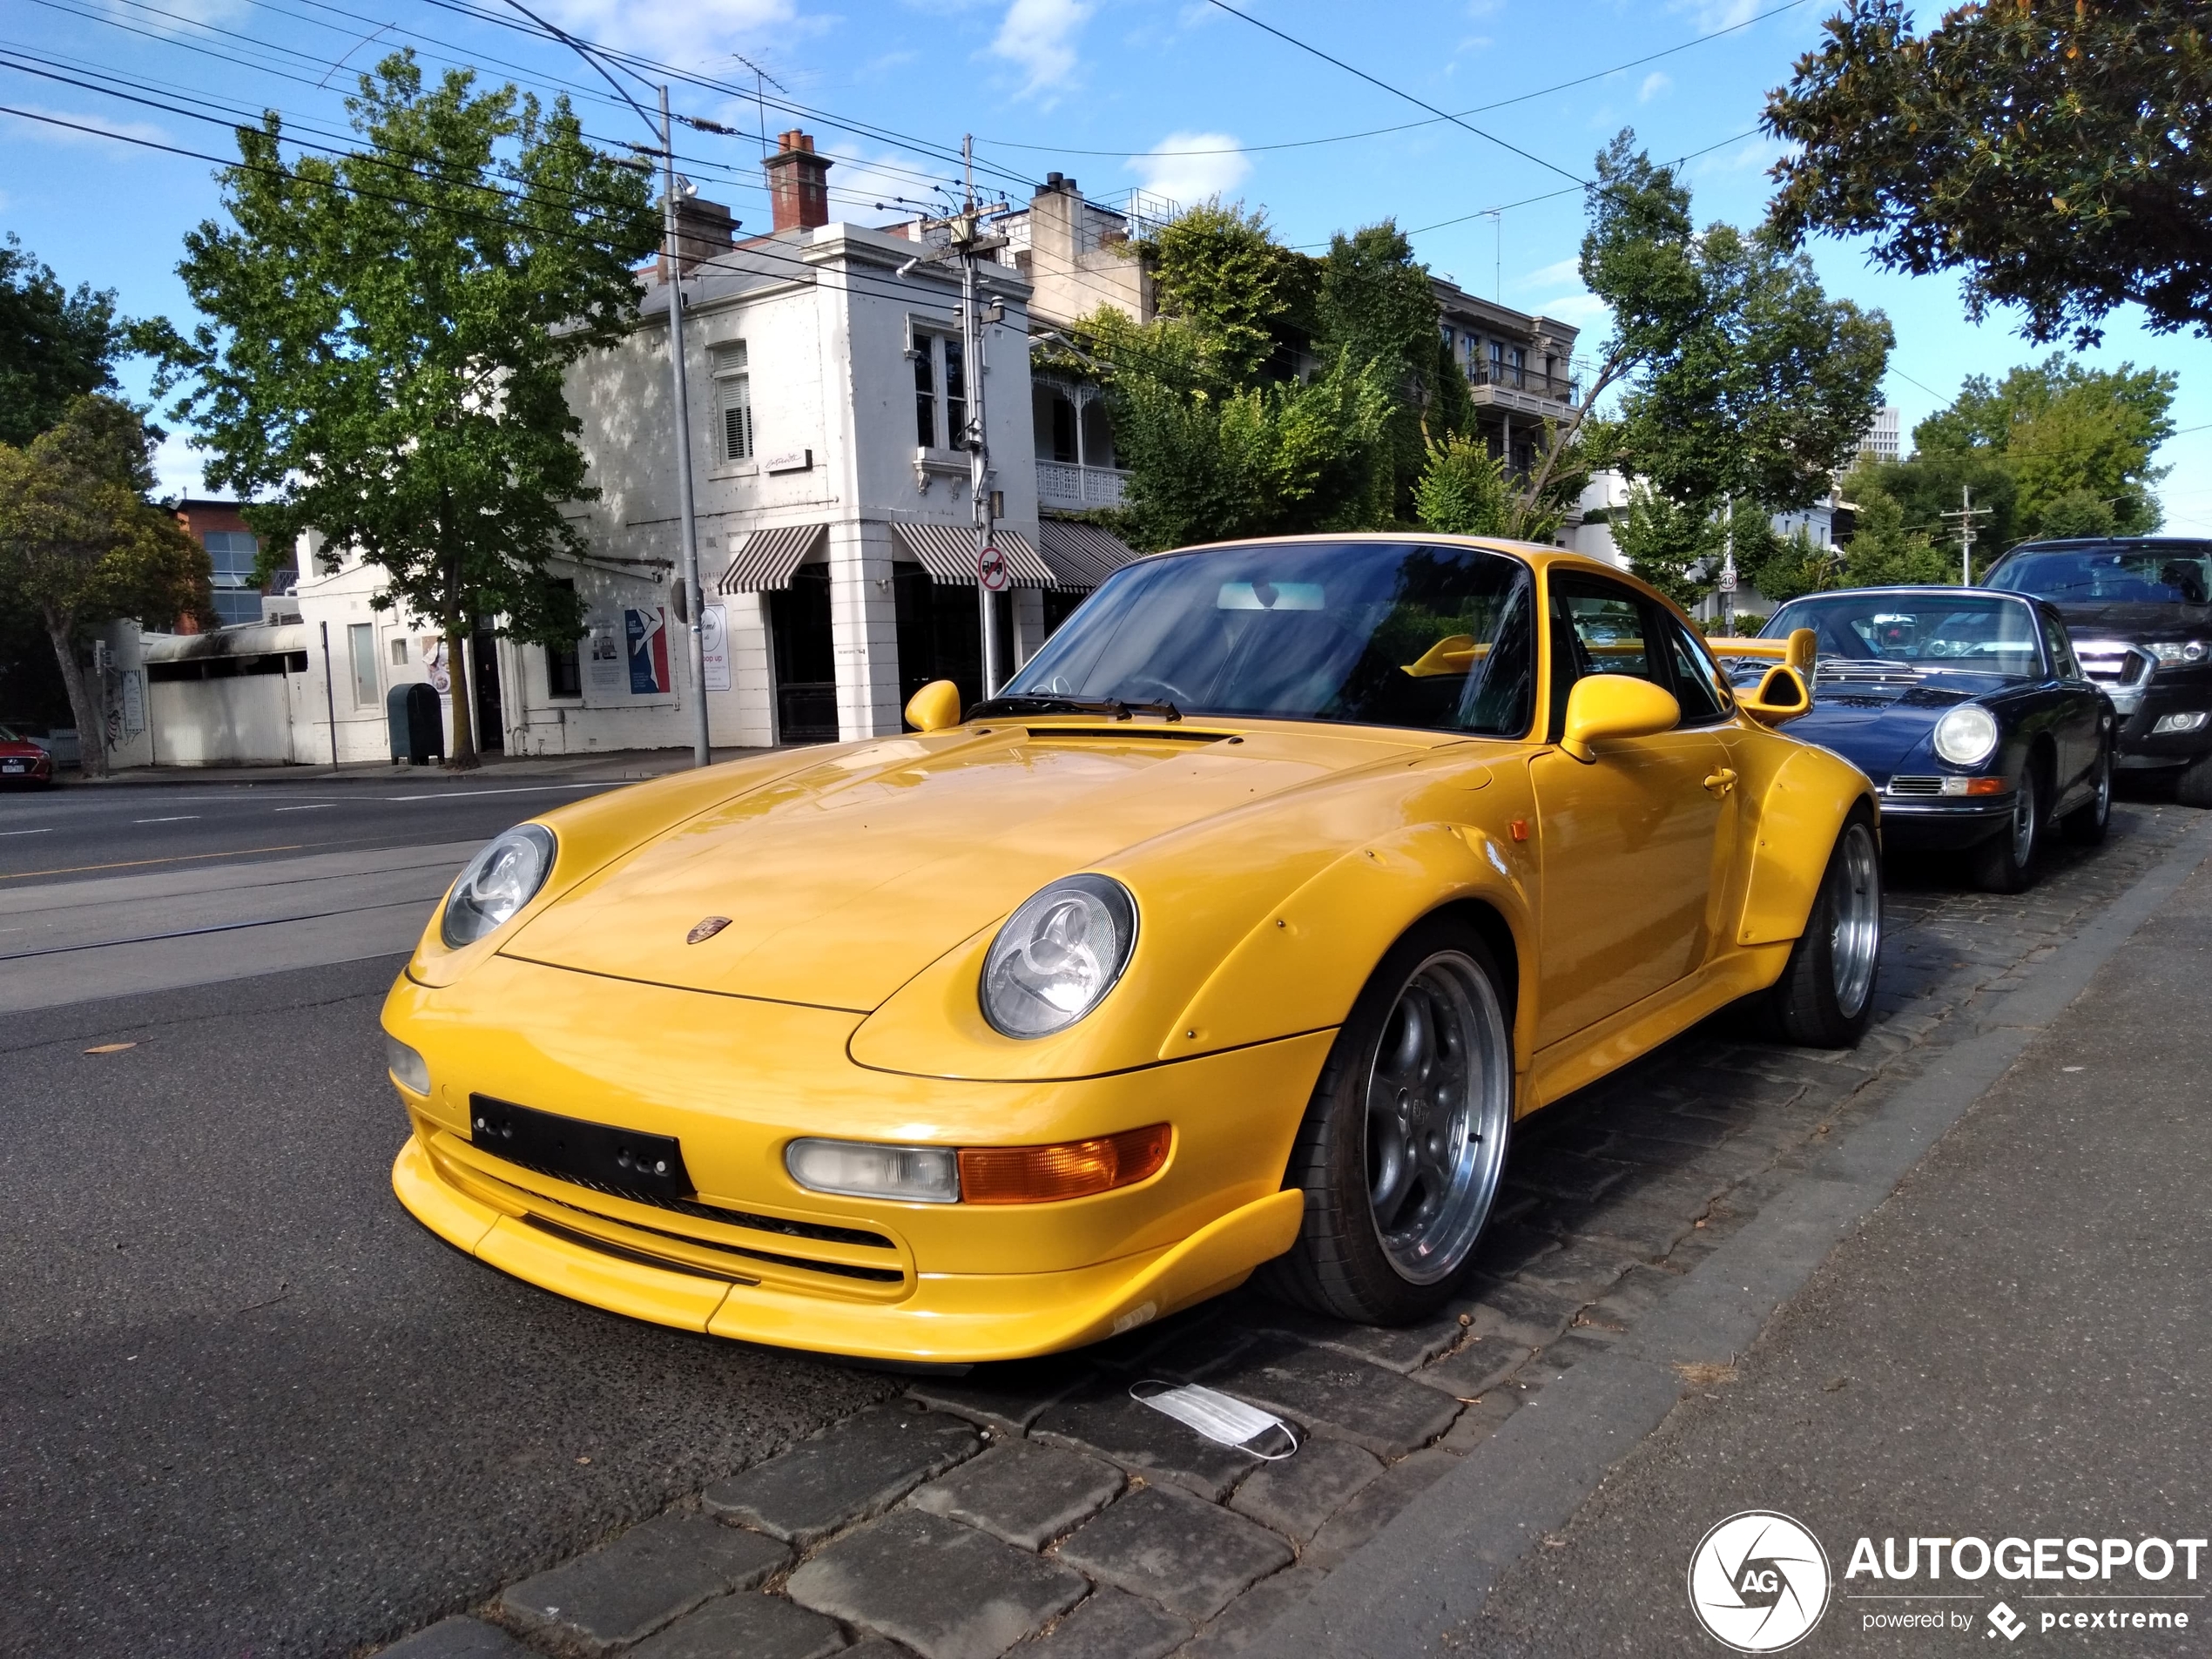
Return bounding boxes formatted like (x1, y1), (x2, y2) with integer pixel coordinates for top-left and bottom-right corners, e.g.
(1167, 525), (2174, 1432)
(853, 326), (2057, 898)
(419, 637), (452, 693)
(700, 604), (730, 692)
(583, 618), (624, 697)
(625, 606), (671, 696)
(119, 669), (145, 736)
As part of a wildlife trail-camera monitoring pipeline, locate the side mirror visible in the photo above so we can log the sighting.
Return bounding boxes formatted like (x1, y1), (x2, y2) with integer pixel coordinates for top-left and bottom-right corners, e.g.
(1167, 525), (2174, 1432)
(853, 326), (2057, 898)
(1738, 664), (1812, 725)
(1560, 674), (1681, 763)
(904, 678), (963, 733)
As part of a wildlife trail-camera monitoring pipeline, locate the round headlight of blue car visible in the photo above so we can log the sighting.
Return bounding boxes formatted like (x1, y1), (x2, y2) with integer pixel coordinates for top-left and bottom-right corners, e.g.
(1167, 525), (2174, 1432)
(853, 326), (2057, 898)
(981, 874), (1138, 1038)
(442, 824), (556, 948)
(1932, 704), (2000, 769)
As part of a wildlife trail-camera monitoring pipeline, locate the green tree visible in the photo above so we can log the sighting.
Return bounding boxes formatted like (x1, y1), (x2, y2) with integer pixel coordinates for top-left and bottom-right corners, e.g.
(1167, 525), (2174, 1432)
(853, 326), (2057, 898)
(1413, 434), (1512, 538)
(2033, 489), (2119, 541)
(1912, 354), (2174, 540)
(1765, 0), (2212, 349)
(1854, 448), (2020, 563)
(1145, 201), (1311, 386)
(0, 395), (210, 776)
(1740, 520), (1843, 606)
(1313, 221), (1448, 515)
(0, 235), (137, 448)
(158, 53), (658, 768)
(1840, 477), (1957, 588)
(1610, 485), (1721, 610)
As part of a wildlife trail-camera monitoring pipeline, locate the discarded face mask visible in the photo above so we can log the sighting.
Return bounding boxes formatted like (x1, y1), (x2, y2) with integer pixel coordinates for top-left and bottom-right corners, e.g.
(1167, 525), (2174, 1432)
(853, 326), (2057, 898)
(1130, 1380), (1300, 1459)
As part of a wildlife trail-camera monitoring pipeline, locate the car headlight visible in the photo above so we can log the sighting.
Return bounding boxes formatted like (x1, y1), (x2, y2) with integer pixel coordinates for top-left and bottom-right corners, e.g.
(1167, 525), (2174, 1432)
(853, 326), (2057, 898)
(1932, 704), (2000, 768)
(2146, 640), (2208, 665)
(786, 1138), (960, 1203)
(383, 1033), (430, 1094)
(981, 874), (1138, 1038)
(442, 824), (556, 948)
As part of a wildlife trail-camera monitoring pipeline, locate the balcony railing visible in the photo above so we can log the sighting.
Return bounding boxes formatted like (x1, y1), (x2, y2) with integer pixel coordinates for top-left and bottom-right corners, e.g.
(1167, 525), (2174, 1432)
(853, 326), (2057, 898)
(1468, 362), (1578, 402)
(1036, 461), (1129, 509)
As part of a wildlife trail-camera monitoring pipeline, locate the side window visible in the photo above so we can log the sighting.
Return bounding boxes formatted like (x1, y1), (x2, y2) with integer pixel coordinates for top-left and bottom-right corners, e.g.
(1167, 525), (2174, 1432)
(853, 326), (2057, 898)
(1664, 620), (1730, 724)
(1548, 575), (1662, 740)
(2040, 611), (2080, 679)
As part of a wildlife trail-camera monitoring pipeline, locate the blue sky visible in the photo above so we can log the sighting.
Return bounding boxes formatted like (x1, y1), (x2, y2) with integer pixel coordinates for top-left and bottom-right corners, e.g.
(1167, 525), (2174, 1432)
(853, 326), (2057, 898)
(4, 0), (2205, 535)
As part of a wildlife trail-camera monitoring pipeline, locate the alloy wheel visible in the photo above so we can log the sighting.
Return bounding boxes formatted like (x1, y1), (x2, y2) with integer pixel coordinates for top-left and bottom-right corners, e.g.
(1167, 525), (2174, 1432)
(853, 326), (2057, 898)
(1829, 820), (1881, 1020)
(2009, 771), (2039, 867)
(1363, 952), (1512, 1285)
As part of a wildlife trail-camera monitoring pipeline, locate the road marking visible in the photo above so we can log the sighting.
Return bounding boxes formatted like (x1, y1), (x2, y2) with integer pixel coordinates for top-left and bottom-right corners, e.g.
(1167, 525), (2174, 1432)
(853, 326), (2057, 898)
(0, 896), (435, 962)
(273, 804), (335, 812)
(133, 815), (201, 824)
(384, 784), (610, 801)
(0, 828), (53, 836)
(0, 845), (307, 881)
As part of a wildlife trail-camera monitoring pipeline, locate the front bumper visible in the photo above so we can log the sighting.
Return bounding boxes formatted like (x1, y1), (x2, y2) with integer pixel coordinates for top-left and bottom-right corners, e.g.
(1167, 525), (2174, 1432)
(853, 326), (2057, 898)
(0, 754), (51, 782)
(1876, 792), (2016, 851)
(2113, 668), (2212, 767)
(382, 955), (1329, 1362)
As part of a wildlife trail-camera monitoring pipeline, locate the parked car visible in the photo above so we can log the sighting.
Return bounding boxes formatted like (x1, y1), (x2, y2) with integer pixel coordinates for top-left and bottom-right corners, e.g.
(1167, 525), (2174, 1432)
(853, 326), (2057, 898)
(1714, 588), (2112, 893)
(1981, 537), (2212, 806)
(382, 538), (1878, 1361)
(0, 724), (56, 787)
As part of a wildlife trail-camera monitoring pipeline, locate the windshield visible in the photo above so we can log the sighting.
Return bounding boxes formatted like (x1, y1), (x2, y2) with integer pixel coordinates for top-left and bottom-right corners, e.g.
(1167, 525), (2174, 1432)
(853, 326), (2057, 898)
(0, 725), (18, 743)
(1763, 594), (2043, 678)
(993, 541), (1536, 736)
(1993, 544), (2212, 606)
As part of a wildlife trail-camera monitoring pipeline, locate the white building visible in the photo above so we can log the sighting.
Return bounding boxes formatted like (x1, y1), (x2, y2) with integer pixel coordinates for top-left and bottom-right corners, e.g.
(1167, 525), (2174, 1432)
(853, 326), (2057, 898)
(1858, 405), (1902, 463)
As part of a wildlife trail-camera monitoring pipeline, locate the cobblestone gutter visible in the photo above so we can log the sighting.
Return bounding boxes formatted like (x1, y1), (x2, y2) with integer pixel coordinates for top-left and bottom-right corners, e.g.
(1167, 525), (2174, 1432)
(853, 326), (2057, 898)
(375, 804), (2197, 1659)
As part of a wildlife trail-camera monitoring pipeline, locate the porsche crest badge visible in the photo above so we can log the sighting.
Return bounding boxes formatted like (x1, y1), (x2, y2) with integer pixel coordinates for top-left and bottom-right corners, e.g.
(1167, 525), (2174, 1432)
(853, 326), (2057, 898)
(686, 916), (732, 945)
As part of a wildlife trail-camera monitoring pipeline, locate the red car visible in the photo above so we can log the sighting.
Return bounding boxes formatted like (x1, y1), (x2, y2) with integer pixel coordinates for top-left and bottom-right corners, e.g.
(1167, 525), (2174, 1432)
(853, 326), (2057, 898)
(0, 725), (56, 787)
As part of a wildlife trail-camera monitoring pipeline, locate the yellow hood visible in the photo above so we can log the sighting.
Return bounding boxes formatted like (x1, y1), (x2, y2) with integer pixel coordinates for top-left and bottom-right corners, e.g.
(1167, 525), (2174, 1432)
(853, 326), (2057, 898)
(502, 723), (1425, 1009)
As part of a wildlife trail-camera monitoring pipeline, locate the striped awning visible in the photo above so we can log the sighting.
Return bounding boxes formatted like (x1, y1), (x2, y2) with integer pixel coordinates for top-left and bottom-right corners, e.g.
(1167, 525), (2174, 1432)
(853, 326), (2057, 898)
(889, 522), (1055, 588)
(1038, 518), (1140, 590)
(718, 523), (826, 593)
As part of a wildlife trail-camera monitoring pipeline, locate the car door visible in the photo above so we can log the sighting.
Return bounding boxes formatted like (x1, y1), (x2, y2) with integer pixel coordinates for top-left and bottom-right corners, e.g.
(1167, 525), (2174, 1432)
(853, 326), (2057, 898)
(2036, 603), (2099, 798)
(1530, 574), (1737, 1049)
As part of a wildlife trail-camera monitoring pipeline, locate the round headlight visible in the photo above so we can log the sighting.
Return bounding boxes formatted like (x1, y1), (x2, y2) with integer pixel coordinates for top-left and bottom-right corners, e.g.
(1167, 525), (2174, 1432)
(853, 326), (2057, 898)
(442, 824), (556, 948)
(2187, 640), (2207, 664)
(981, 874), (1138, 1038)
(1932, 704), (2000, 769)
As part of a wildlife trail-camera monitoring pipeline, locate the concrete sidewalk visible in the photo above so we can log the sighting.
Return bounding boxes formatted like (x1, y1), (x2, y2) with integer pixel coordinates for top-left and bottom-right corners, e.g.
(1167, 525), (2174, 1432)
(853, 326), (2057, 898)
(59, 743), (778, 790)
(1268, 829), (2212, 1656)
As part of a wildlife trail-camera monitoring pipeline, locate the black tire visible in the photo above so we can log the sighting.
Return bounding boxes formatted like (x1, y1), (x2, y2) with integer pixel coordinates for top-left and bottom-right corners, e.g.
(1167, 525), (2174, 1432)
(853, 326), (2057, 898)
(1261, 917), (1514, 1325)
(1769, 808), (1882, 1049)
(1967, 764), (2044, 893)
(2177, 752), (2212, 810)
(2061, 739), (2113, 846)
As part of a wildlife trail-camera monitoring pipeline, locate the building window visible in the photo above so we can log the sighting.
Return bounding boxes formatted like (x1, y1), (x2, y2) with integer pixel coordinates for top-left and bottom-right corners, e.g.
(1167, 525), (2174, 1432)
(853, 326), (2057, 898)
(913, 333), (967, 450)
(389, 637), (408, 666)
(203, 529), (262, 625)
(1507, 345), (1526, 388)
(545, 577), (582, 698)
(347, 622), (378, 709)
(714, 341), (753, 462)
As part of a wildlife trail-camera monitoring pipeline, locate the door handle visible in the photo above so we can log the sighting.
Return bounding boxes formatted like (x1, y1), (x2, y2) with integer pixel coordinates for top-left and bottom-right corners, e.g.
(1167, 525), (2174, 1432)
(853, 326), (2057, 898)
(1703, 768), (1737, 798)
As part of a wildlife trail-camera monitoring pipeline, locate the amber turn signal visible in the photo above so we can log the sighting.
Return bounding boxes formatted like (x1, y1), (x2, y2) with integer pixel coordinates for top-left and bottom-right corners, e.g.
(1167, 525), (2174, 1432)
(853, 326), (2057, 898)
(957, 1123), (1173, 1204)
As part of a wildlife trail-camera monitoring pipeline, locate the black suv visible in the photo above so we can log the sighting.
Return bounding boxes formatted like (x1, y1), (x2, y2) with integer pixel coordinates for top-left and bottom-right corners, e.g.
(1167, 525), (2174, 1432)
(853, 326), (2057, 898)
(1984, 538), (2212, 805)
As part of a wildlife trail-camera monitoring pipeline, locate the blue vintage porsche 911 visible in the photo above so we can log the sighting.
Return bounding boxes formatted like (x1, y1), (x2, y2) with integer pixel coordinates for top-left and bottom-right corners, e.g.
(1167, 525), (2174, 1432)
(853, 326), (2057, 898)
(1721, 589), (2115, 892)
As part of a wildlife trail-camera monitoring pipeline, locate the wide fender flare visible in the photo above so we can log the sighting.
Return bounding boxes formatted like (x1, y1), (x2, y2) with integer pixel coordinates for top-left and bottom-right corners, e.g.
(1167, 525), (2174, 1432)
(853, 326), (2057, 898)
(1160, 820), (1534, 1065)
(1737, 745), (1878, 948)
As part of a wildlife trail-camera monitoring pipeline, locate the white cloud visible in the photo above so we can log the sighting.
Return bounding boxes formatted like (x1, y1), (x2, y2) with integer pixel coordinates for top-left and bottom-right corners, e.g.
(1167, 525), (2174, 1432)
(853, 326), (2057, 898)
(1125, 132), (1250, 212)
(538, 0), (797, 66)
(1639, 71), (1670, 102)
(5, 105), (169, 150)
(991, 0), (1093, 97)
(1518, 256), (1582, 289)
(1675, 0), (1759, 26)
(1532, 292), (1609, 325)
(1694, 133), (1788, 175)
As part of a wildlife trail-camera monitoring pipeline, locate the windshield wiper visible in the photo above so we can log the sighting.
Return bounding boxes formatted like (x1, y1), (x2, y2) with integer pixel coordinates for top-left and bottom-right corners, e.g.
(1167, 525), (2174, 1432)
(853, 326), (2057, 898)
(973, 693), (1183, 723)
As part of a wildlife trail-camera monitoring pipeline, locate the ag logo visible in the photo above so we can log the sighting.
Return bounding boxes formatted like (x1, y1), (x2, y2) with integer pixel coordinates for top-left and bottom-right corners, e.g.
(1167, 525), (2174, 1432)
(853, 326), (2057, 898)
(1688, 1511), (1831, 1652)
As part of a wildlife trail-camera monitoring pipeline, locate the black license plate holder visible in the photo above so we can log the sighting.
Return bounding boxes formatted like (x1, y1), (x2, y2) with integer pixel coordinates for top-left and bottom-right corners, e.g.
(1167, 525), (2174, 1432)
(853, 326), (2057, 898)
(468, 1094), (695, 1202)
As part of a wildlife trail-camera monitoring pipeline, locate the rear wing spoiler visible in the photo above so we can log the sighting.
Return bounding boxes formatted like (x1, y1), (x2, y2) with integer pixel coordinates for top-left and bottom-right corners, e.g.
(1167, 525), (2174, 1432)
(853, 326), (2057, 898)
(1706, 628), (1817, 674)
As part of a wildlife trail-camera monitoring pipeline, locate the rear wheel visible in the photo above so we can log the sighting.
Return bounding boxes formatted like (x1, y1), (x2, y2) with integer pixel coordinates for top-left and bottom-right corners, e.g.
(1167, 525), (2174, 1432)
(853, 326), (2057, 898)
(2061, 739), (2113, 846)
(1263, 920), (1513, 1325)
(1968, 766), (2043, 893)
(1769, 811), (1882, 1049)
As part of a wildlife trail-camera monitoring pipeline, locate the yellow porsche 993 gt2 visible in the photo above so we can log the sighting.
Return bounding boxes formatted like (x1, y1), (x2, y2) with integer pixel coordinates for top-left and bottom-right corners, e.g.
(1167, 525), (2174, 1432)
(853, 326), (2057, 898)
(383, 537), (1878, 1362)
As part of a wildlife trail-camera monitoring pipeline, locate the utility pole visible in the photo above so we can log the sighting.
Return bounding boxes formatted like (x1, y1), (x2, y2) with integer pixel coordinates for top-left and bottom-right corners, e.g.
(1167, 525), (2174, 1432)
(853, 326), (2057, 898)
(1719, 497), (1737, 634)
(660, 85), (712, 767)
(1940, 485), (1990, 587)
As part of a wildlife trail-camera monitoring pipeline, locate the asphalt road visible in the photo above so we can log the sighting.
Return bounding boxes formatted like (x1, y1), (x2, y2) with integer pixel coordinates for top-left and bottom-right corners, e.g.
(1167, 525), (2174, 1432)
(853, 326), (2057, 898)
(0, 954), (898, 1657)
(0, 778), (619, 887)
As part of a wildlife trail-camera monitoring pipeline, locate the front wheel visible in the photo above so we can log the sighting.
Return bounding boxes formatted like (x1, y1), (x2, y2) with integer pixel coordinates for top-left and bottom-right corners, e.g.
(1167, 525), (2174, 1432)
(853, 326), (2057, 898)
(2061, 740), (2113, 846)
(1968, 767), (2043, 893)
(2176, 752), (2212, 809)
(1262, 921), (1514, 1325)
(1769, 812), (1882, 1049)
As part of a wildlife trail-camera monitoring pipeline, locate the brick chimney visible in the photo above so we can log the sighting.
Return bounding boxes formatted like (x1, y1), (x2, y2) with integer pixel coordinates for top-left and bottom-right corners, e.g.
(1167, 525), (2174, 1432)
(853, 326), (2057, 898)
(658, 194), (736, 280)
(763, 130), (833, 233)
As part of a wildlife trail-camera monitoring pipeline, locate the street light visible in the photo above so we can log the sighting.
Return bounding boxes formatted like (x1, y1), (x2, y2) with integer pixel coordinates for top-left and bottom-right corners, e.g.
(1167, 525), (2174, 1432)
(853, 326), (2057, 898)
(495, 0), (712, 768)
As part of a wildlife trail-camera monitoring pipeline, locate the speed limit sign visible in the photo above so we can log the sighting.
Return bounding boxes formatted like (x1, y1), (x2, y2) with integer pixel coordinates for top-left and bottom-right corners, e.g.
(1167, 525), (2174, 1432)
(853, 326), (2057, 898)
(978, 543), (1008, 591)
